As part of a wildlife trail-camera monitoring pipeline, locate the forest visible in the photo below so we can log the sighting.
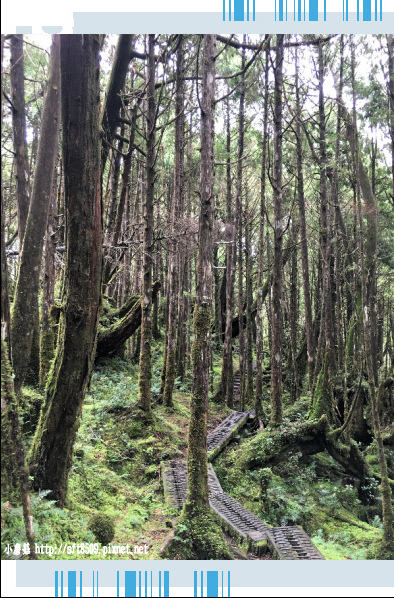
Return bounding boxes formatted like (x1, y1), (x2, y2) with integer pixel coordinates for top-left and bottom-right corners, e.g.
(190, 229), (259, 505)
(1, 33), (393, 561)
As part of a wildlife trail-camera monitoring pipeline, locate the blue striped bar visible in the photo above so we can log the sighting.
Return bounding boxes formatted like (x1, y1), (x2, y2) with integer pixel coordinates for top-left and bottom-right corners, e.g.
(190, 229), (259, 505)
(145, 571), (148, 598)
(207, 571), (218, 598)
(80, 572), (82, 598)
(234, 0), (244, 20)
(357, 0), (360, 20)
(194, 571), (197, 597)
(68, 571), (76, 597)
(125, 571), (137, 598)
(253, 0), (255, 20)
(279, 0), (284, 20)
(324, 0), (326, 19)
(159, 571), (161, 598)
(228, 571), (230, 598)
(247, 0), (249, 20)
(117, 572), (119, 598)
(309, 0), (318, 20)
(150, 572), (152, 598)
(164, 572), (169, 598)
(92, 572), (94, 598)
(222, 572), (224, 598)
(363, 0), (371, 19)
(298, 0), (302, 19)
(61, 571), (64, 598)
(229, 0), (232, 20)
(55, 571), (59, 598)
(201, 571), (203, 598)
(380, 0), (382, 20)
(96, 572), (98, 598)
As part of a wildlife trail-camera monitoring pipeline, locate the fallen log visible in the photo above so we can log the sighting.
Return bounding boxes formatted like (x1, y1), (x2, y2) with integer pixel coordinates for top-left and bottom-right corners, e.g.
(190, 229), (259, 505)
(96, 281), (161, 359)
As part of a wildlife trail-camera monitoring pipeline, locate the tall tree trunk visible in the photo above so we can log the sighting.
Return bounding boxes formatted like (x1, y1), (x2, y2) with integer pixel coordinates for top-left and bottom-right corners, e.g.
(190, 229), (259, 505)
(163, 36), (184, 408)
(29, 35), (102, 506)
(10, 34), (30, 248)
(245, 182), (254, 405)
(138, 35), (156, 414)
(270, 34), (284, 426)
(356, 160), (394, 556)
(11, 35), (61, 394)
(185, 33), (216, 513)
(39, 168), (57, 389)
(1, 339), (37, 558)
(237, 42), (246, 411)
(387, 35), (394, 206)
(255, 41), (269, 419)
(1, 35), (11, 349)
(101, 35), (134, 172)
(311, 37), (336, 424)
(221, 96), (235, 408)
(295, 45), (314, 389)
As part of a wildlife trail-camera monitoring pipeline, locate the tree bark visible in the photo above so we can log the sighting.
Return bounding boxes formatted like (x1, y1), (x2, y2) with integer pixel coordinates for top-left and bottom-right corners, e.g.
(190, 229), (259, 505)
(10, 34), (30, 248)
(39, 168), (57, 389)
(11, 35), (61, 394)
(270, 34), (284, 426)
(1, 35), (11, 349)
(138, 35), (156, 414)
(185, 34), (216, 513)
(1, 339), (37, 558)
(255, 41), (269, 419)
(237, 42), (246, 410)
(101, 35), (134, 172)
(221, 96), (235, 408)
(295, 45), (314, 389)
(163, 36), (184, 408)
(30, 35), (102, 506)
(311, 37), (336, 424)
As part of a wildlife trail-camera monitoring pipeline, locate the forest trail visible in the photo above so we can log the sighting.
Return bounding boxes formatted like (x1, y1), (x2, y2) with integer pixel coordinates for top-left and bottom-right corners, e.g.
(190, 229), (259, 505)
(162, 410), (325, 560)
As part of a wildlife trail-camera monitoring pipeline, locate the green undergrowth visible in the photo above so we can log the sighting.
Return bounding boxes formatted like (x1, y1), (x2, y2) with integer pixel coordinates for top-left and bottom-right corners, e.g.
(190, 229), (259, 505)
(214, 397), (387, 560)
(2, 346), (230, 560)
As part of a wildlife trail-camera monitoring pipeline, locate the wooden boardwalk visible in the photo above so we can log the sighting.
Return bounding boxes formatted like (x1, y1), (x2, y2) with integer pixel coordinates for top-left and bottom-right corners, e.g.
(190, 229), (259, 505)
(161, 411), (324, 560)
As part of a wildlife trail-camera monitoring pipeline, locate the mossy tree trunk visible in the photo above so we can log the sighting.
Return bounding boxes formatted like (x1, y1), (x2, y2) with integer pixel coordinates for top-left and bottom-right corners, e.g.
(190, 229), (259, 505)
(1, 339), (37, 558)
(245, 184), (254, 405)
(138, 35), (156, 415)
(295, 45), (314, 389)
(357, 160), (394, 556)
(352, 58), (394, 556)
(163, 36), (184, 408)
(39, 170), (57, 389)
(255, 41), (269, 419)
(236, 41), (246, 411)
(387, 34), (394, 209)
(1, 35), (11, 349)
(270, 34), (284, 426)
(221, 96), (235, 408)
(10, 34), (30, 248)
(11, 35), (61, 394)
(185, 33), (216, 514)
(29, 35), (102, 506)
(311, 38), (337, 425)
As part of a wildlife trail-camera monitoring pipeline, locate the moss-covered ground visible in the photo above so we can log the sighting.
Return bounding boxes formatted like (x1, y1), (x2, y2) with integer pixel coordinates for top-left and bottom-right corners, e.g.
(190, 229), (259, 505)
(1, 346), (390, 560)
(1, 344), (230, 560)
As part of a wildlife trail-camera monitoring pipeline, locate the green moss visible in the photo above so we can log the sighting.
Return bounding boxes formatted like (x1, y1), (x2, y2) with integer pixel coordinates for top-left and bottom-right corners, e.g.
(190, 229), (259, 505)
(88, 513), (115, 544)
(310, 356), (335, 423)
(163, 505), (231, 560)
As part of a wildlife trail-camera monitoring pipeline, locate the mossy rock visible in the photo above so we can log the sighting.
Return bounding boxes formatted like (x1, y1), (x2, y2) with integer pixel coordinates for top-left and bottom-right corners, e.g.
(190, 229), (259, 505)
(88, 513), (115, 544)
